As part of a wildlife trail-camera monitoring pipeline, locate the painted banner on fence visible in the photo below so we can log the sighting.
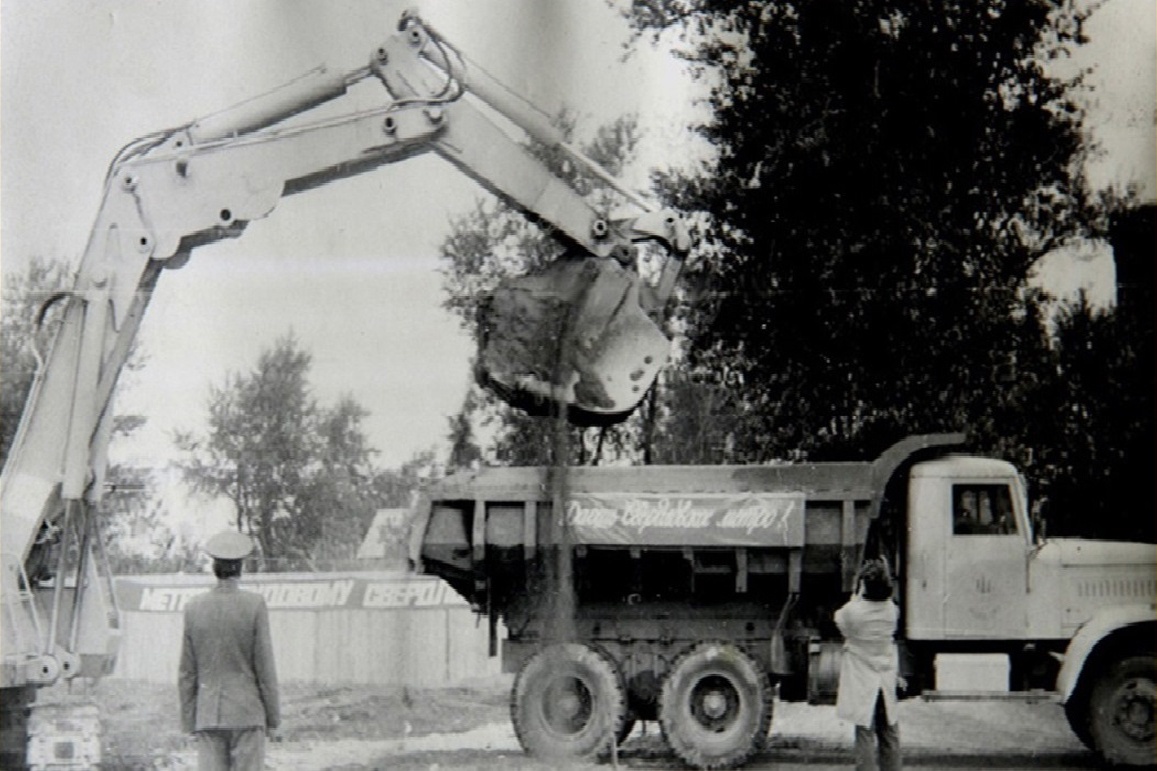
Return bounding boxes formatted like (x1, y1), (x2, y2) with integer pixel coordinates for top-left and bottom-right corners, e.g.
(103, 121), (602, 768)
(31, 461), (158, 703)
(116, 575), (467, 613)
(563, 493), (807, 547)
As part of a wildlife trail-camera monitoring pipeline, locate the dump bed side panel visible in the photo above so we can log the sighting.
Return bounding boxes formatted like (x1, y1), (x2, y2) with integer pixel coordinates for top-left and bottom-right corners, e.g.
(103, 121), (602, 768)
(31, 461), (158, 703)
(418, 486), (874, 606)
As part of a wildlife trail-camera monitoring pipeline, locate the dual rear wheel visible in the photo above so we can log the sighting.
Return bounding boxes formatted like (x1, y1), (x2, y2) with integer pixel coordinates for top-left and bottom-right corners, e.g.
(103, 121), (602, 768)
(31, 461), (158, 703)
(511, 643), (628, 761)
(512, 641), (771, 769)
(659, 642), (773, 770)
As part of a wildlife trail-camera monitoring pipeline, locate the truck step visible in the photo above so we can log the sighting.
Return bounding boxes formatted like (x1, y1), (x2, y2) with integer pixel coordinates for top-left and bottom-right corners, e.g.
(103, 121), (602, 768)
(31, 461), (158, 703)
(920, 689), (1056, 703)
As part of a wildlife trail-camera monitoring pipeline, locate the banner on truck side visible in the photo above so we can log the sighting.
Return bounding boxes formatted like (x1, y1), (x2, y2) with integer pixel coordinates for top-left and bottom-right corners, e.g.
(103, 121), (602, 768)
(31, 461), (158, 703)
(563, 493), (807, 547)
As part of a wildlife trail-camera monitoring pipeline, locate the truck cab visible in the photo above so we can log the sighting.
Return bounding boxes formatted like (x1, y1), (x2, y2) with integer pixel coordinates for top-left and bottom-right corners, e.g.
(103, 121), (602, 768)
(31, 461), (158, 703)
(906, 454), (1155, 644)
(902, 455), (1155, 766)
(905, 455), (1034, 640)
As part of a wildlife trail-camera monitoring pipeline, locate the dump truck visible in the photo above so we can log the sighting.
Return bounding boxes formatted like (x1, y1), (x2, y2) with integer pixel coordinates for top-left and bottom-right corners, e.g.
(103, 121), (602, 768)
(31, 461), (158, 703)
(413, 433), (1157, 768)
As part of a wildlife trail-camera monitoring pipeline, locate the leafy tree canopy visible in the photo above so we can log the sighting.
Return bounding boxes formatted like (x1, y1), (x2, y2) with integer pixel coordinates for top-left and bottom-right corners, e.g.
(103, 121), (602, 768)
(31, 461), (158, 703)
(621, 1), (1153, 542)
(628, 0), (1100, 461)
(2, 257), (76, 465)
(175, 334), (427, 569)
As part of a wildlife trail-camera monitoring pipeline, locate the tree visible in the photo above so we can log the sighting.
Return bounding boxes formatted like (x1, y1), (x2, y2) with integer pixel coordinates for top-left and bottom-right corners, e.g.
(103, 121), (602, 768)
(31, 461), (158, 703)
(1, 257), (74, 465)
(1029, 291), (1155, 542)
(289, 395), (378, 563)
(175, 334), (391, 569)
(101, 479), (204, 574)
(625, 1), (1099, 469)
(446, 390), (485, 471)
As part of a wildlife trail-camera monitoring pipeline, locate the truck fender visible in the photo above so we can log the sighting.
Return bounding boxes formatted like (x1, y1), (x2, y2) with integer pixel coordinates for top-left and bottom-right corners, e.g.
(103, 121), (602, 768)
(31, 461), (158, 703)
(1056, 603), (1157, 702)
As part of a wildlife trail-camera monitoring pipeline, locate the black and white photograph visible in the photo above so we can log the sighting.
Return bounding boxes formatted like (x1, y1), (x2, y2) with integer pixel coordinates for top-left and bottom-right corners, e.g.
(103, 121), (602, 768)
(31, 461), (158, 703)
(1, 1), (1153, 769)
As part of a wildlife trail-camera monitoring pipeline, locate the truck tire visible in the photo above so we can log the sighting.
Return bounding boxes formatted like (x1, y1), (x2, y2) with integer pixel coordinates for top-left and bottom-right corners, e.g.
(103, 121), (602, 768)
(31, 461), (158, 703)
(1089, 655), (1156, 766)
(1064, 686), (1095, 751)
(659, 641), (772, 770)
(511, 643), (627, 761)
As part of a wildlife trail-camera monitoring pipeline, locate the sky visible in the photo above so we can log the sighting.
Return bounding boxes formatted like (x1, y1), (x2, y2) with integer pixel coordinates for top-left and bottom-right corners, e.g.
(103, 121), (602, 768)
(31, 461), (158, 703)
(1, 0), (1153, 501)
(1066, 0), (1156, 197)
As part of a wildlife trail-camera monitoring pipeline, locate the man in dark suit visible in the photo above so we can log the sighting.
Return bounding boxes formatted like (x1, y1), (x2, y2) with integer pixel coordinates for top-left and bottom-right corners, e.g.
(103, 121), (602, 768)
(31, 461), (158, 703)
(179, 530), (280, 771)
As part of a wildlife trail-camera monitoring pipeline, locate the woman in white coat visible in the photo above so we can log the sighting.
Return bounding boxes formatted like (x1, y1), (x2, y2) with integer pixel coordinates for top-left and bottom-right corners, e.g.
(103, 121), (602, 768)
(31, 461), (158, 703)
(835, 559), (902, 771)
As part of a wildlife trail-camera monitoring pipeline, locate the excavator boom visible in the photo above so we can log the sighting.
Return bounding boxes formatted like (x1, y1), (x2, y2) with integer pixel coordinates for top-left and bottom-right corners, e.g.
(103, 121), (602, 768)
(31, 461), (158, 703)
(1, 11), (693, 703)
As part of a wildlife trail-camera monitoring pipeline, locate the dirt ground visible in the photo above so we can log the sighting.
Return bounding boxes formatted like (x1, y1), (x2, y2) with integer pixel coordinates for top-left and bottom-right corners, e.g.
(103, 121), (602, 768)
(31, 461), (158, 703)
(46, 675), (512, 769)
(39, 675), (1097, 770)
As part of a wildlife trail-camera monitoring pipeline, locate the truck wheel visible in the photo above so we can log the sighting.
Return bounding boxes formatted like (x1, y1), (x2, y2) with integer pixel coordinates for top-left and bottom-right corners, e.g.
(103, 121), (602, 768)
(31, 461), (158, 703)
(659, 642), (772, 770)
(511, 643), (627, 761)
(1089, 655), (1156, 766)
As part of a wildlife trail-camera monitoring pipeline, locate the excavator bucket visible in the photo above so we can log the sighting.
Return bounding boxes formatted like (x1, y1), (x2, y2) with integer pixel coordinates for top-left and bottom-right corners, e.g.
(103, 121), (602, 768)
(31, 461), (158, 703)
(476, 255), (670, 426)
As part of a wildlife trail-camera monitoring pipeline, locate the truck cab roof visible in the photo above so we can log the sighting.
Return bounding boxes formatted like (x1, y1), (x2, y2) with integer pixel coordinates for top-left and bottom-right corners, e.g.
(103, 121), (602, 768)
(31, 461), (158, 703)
(910, 455), (1019, 479)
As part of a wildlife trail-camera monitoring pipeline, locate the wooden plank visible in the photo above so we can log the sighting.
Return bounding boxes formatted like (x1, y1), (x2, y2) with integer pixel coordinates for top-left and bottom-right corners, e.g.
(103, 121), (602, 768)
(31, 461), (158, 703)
(841, 499), (857, 591)
(523, 500), (537, 560)
(788, 549), (802, 594)
(472, 499), (486, 562)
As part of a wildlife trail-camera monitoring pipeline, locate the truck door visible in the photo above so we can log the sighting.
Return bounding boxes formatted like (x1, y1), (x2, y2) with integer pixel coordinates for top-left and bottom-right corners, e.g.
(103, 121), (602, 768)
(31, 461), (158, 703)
(906, 464), (1030, 640)
(942, 482), (1028, 638)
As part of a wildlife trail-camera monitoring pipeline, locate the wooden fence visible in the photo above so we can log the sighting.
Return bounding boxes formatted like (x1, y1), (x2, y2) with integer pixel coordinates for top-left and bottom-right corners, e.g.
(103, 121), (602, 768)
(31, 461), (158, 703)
(111, 572), (502, 686)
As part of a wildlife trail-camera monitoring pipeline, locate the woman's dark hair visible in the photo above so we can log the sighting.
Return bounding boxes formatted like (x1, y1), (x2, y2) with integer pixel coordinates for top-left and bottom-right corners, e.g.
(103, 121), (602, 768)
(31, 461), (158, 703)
(859, 559), (894, 601)
(213, 558), (243, 580)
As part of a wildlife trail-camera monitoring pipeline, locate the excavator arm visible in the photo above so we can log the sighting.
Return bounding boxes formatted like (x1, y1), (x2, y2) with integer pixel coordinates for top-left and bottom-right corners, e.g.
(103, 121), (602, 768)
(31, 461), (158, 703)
(0, 12), (692, 699)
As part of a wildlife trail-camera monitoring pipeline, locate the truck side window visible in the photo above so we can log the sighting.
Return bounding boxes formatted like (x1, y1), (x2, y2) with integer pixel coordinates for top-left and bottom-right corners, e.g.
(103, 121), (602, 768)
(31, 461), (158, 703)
(953, 484), (1016, 535)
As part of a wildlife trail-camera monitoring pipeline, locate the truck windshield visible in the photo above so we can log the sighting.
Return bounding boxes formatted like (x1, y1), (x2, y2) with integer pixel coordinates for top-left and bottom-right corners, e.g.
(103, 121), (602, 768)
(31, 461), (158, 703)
(952, 484), (1016, 535)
